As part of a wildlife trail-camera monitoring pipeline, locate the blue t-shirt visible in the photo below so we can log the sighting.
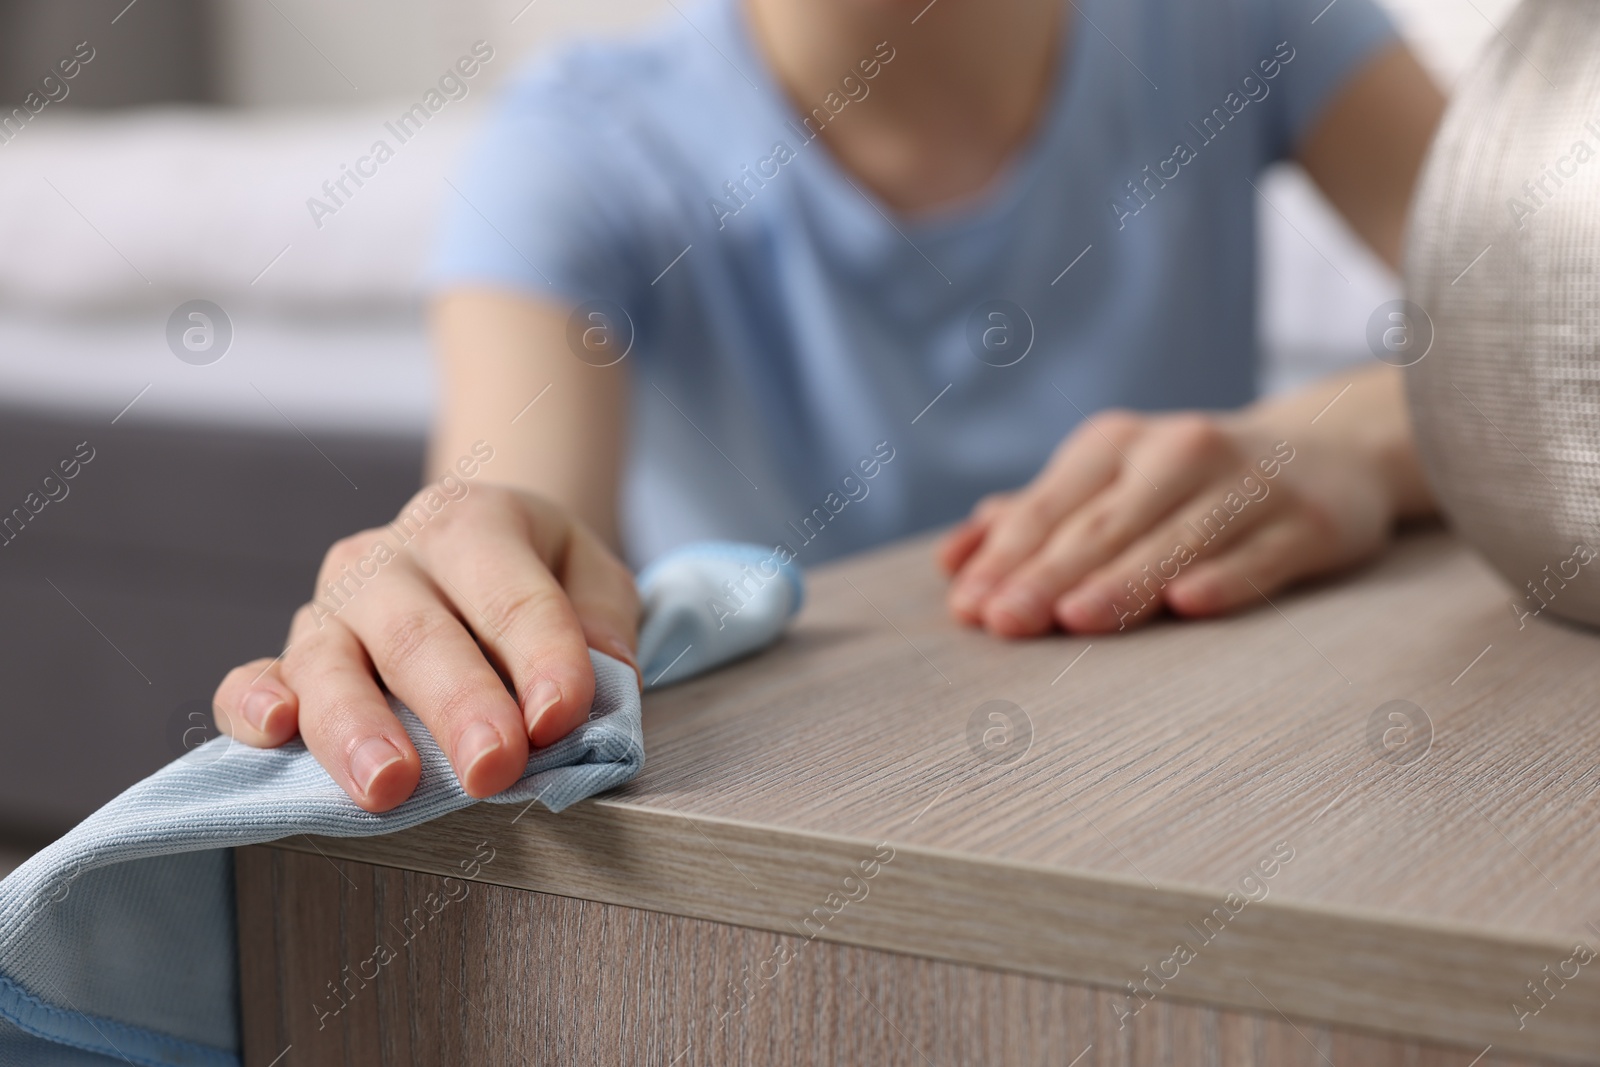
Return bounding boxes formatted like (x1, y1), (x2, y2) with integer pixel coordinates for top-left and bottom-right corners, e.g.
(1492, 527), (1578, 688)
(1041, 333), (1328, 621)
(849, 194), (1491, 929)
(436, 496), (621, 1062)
(429, 0), (1394, 569)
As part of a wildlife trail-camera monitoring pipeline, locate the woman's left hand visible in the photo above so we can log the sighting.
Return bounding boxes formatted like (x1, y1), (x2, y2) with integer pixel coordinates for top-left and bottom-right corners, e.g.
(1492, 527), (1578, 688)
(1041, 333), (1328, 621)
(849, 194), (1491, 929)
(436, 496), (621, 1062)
(938, 367), (1433, 635)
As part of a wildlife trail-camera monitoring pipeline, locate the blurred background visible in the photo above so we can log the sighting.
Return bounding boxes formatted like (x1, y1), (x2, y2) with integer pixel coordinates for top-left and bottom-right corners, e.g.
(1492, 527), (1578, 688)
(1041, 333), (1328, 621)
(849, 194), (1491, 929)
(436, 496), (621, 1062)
(0, 0), (1514, 873)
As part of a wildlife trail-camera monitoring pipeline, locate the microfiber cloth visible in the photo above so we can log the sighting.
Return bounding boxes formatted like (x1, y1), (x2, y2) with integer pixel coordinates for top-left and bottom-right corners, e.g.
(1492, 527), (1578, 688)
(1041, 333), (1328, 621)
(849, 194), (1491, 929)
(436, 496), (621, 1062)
(0, 541), (802, 1067)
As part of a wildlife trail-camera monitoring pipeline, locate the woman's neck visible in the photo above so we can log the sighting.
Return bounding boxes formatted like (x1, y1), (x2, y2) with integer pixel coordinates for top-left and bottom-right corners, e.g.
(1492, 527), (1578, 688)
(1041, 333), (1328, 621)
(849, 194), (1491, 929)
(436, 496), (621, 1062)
(743, 0), (1066, 215)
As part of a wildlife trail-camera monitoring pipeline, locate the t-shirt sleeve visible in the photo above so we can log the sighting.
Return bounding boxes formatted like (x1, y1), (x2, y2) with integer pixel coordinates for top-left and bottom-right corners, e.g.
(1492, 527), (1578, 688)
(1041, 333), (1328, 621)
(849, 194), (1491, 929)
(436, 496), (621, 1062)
(426, 68), (647, 309)
(1255, 0), (1399, 161)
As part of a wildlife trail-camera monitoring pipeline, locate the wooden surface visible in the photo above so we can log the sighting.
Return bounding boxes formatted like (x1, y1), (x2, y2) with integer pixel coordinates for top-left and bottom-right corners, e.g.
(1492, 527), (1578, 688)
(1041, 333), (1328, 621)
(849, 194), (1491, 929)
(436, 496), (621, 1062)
(239, 846), (1564, 1067)
(281, 530), (1600, 1061)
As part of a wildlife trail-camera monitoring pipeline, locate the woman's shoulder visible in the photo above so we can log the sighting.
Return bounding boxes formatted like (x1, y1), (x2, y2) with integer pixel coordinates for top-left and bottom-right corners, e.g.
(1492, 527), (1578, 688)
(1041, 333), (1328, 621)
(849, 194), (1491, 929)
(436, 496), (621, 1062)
(477, 1), (783, 221)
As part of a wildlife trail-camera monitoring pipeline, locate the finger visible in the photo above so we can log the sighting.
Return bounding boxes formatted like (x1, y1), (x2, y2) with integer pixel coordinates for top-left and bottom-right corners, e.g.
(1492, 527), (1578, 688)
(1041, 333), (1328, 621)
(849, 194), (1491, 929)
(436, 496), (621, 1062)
(332, 558), (530, 798)
(979, 421), (1237, 634)
(937, 519), (986, 578)
(557, 522), (643, 694)
(281, 608), (422, 812)
(417, 500), (613, 748)
(1165, 513), (1340, 618)
(936, 493), (1011, 576)
(1050, 483), (1278, 633)
(948, 414), (1137, 618)
(214, 656), (299, 747)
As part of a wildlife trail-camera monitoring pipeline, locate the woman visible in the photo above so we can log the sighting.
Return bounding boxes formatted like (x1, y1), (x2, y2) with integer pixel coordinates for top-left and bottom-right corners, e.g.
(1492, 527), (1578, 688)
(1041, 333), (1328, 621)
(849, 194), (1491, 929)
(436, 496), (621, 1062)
(214, 0), (1444, 811)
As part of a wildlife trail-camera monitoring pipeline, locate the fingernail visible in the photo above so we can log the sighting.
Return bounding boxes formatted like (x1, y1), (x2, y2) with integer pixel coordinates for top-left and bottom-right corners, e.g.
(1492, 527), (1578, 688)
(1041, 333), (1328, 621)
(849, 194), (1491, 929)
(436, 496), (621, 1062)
(525, 679), (563, 743)
(456, 722), (504, 781)
(350, 737), (404, 797)
(1058, 590), (1115, 629)
(990, 586), (1046, 630)
(242, 689), (284, 733)
(1055, 596), (1090, 627)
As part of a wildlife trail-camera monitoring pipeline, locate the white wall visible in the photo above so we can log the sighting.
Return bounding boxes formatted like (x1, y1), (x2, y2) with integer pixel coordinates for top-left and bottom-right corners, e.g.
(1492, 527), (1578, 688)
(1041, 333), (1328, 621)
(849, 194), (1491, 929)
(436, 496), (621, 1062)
(211, 0), (671, 107)
(1256, 0), (1521, 393)
(1382, 0), (1520, 86)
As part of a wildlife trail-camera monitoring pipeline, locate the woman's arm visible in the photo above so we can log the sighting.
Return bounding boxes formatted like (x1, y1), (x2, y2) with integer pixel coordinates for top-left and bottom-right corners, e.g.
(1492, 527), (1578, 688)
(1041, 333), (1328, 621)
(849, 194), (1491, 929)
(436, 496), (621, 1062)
(428, 290), (630, 550)
(1295, 41), (1446, 272)
(1253, 39), (1447, 521)
(212, 290), (638, 812)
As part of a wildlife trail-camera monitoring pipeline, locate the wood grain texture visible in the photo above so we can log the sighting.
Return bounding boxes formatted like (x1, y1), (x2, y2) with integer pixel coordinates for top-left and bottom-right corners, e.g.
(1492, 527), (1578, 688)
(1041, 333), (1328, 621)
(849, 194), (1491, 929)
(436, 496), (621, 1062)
(285, 531), (1600, 1061)
(240, 846), (1565, 1067)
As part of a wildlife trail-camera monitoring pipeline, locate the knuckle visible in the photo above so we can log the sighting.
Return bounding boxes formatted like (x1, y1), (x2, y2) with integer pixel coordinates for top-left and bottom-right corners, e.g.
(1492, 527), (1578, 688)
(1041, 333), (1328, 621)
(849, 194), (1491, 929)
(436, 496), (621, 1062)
(1161, 415), (1229, 462)
(323, 532), (366, 568)
(430, 680), (496, 729)
(291, 602), (319, 632)
(1073, 504), (1131, 552)
(476, 583), (555, 637)
(403, 481), (516, 552)
(308, 696), (373, 744)
(1088, 409), (1142, 444)
(319, 530), (385, 583)
(405, 480), (447, 509)
(980, 511), (1042, 562)
(399, 493), (451, 543)
(1011, 493), (1058, 532)
(976, 492), (1012, 520)
(282, 629), (338, 682)
(1164, 412), (1222, 447)
(376, 608), (447, 666)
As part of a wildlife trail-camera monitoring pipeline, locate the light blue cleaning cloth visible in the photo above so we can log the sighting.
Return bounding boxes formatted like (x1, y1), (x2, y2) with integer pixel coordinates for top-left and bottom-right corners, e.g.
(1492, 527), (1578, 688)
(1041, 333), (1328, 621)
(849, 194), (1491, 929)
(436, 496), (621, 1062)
(0, 541), (801, 1067)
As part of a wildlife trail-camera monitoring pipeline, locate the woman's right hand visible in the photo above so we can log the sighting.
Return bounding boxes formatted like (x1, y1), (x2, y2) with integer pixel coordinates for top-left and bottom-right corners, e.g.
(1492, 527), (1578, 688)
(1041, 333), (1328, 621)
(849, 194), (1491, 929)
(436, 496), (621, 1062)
(211, 483), (641, 813)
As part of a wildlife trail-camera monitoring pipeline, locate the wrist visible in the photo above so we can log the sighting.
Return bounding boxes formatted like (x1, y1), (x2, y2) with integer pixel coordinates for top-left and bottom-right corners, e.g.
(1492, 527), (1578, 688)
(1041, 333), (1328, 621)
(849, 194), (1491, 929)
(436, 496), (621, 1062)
(1363, 418), (1437, 521)
(1228, 369), (1437, 524)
